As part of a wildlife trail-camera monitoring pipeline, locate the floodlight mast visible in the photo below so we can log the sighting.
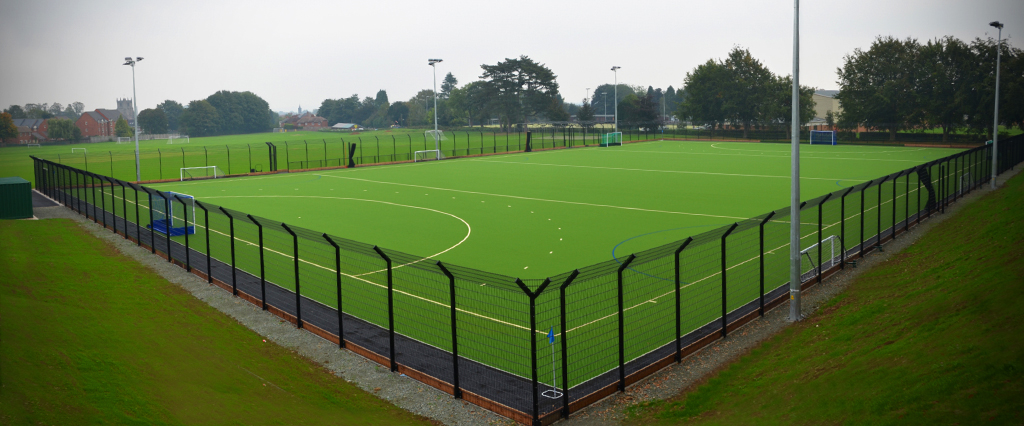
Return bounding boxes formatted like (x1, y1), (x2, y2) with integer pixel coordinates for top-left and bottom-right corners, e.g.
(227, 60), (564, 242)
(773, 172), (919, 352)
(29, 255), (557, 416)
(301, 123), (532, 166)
(123, 56), (143, 182)
(429, 59), (443, 160)
(611, 66), (621, 132)
(990, 21), (1003, 189)
(789, 0), (802, 322)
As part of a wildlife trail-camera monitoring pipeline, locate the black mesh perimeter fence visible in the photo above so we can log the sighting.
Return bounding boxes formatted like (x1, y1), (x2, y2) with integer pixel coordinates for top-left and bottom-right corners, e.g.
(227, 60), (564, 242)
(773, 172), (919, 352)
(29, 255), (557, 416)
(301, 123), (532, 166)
(28, 134), (1024, 425)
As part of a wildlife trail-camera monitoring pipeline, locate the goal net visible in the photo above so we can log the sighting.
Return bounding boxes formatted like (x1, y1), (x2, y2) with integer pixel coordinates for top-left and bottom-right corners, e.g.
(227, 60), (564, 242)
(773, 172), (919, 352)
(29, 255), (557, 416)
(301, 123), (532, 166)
(414, 150), (445, 162)
(71, 148), (87, 154)
(181, 165), (225, 181)
(116, 137), (131, 144)
(168, 136), (190, 144)
(149, 191), (196, 236)
(600, 132), (622, 147)
(810, 130), (837, 145)
(26, 143), (41, 147)
(800, 234), (844, 281)
(958, 172), (972, 195)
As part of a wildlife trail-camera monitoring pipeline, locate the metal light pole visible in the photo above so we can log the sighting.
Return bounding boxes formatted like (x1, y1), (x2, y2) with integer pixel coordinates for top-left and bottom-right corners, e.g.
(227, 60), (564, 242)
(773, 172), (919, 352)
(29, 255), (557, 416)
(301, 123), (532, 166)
(124, 56), (143, 182)
(990, 21), (1003, 188)
(601, 92), (607, 123)
(789, 0), (802, 322)
(586, 87), (590, 103)
(611, 66), (621, 132)
(428, 58), (443, 160)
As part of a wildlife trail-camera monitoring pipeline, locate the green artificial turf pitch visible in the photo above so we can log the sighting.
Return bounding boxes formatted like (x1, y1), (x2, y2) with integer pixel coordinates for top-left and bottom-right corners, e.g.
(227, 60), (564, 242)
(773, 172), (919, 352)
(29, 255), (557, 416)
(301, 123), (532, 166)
(54, 139), (976, 392)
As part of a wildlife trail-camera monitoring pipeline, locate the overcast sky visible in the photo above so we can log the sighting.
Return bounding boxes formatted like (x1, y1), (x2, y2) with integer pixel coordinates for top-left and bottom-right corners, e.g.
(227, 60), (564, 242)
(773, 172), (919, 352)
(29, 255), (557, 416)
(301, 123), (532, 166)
(1, 0), (1021, 114)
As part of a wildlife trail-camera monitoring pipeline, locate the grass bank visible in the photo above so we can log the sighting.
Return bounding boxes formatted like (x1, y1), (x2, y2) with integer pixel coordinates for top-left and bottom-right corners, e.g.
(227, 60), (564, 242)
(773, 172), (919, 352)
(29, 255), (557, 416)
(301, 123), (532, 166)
(625, 172), (1024, 425)
(0, 218), (433, 426)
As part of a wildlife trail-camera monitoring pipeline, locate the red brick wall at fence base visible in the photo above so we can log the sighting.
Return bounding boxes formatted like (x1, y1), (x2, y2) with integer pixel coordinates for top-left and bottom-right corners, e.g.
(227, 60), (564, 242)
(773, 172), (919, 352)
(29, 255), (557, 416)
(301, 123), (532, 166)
(67, 172), (947, 425)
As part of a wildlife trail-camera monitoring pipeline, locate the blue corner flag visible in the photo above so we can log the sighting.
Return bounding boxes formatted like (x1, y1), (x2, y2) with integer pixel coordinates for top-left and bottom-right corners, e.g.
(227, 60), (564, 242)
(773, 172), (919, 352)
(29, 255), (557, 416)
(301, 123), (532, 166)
(548, 327), (555, 344)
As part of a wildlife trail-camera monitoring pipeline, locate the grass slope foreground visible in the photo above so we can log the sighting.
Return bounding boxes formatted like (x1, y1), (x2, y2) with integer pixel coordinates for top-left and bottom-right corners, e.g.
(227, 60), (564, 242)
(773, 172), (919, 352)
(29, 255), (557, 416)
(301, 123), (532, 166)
(628, 172), (1024, 425)
(0, 219), (432, 426)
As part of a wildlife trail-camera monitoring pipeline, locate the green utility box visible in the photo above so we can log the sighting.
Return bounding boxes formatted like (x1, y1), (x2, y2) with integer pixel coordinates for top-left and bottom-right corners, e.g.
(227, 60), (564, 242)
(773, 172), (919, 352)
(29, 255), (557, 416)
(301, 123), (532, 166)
(0, 177), (33, 219)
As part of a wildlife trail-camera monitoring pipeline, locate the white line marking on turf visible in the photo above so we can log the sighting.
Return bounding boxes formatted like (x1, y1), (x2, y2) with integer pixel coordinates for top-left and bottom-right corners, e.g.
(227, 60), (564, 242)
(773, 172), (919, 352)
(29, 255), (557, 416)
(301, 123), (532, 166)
(708, 143), (930, 154)
(315, 174), (750, 220)
(470, 158), (849, 181)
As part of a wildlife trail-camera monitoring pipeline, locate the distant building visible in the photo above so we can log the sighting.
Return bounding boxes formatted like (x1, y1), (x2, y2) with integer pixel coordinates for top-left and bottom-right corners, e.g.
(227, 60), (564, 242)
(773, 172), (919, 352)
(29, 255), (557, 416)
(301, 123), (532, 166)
(11, 118), (48, 143)
(811, 90), (842, 129)
(75, 107), (131, 138)
(280, 111), (328, 130)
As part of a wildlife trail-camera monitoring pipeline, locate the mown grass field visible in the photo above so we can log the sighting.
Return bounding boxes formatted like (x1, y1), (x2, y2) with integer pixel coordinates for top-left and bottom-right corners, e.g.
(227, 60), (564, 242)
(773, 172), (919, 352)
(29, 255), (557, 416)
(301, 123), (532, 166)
(0, 218), (434, 426)
(624, 171), (1024, 425)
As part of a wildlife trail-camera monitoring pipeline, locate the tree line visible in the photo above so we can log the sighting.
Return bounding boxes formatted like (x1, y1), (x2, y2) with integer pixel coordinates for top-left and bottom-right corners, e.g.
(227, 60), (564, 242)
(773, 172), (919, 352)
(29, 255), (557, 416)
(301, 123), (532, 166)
(836, 35), (1022, 141)
(136, 91), (277, 137)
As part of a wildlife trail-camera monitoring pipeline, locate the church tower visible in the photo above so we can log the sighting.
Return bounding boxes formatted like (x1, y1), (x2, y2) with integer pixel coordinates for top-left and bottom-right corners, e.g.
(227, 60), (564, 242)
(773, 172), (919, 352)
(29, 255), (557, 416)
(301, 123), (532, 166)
(116, 98), (134, 120)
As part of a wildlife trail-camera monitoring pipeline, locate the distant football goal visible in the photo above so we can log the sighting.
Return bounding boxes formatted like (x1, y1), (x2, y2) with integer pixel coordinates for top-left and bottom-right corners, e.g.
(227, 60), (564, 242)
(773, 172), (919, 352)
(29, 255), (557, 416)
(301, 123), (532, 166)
(181, 166), (225, 181)
(810, 130), (837, 145)
(600, 132), (622, 147)
(168, 136), (190, 144)
(414, 150), (445, 162)
(116, 137), (131, 144)
(71, 148), (86, 154)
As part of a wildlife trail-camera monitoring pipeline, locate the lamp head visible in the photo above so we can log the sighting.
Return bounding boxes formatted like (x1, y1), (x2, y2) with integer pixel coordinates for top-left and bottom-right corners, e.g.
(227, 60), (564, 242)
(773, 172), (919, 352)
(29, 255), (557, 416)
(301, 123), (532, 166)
(610, 66), (621, 71)
(428, 58), (443, 66)
(990, 21), (1003, 29)
(136, 57), (144, 62)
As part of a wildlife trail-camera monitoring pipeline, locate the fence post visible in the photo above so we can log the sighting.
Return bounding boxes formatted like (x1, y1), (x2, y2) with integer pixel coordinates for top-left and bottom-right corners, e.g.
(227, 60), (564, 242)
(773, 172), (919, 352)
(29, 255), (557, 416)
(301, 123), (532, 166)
(875, 177), (884, 251)
(904, 171), (910, 233)
(174, 195), (191, 272)
(155, 190), (172, 262)
(940, 164), (946, 214)
(98, 175), (106, 229)
(758, 212), (775, 315)
(118, 179), (128, 238)
(90, 173), (98, 223)
(817, 194), (832, 282)
(721, 223), (739, 337)
(839, 187), (854, 268)
(195, 201), (212, 283)
(675, 237), (694, 359)
(372, 246), (397, 372)
(916, 172), (922, 225)
(322, 234), (345, 348)
(146, 189), (157, 253)
(247, 214), (266, 309)
(282, 223), (302, 328)
(219, 207), (237, 294)
(559, 269), (581, 417)
(436, 261), (461, 399)
(132, 183), (141, 246)
(617, 254), (636, 392)
(514, 277), (552, 426)
(891, 173), (898, 240)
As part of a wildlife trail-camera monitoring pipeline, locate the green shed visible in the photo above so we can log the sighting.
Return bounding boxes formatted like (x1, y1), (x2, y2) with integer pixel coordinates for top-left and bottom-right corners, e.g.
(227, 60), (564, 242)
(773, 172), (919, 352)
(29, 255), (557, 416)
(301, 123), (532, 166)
(0, 177), (33, 220)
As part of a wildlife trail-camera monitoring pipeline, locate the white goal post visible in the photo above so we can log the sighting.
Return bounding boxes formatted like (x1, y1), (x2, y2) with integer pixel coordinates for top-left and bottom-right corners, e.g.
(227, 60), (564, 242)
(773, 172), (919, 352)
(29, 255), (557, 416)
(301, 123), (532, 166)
(71, 148), (87, 154)
(800, 234), (844, 278)
(809, 130), (837, 145)
(600, 132), (622, 147)
(26, 143), (41, 147)
(116, 137), (131, 144)
(180, 165), (225, 181)
(414, 150), (445, 162)
(168, 136), (190, 144)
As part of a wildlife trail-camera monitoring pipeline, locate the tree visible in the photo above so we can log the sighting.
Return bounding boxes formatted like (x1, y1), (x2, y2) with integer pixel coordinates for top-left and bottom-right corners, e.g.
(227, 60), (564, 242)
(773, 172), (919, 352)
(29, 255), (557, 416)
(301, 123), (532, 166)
(114, 116), (134, 137)
(721, 47), (774, 138)
(179, 100), (220, 136)
(157, 100), (184, 131)
(618, 93), (659, 130)
(205, 90), (272, 135)
(576, 99), (595, 126)
(375, 89), (389, 106)
(916, 36), (975, 142)
(761, 75), (816, 139)
(546, 96), (570, 122)
(836, 36), (923, 141)
(825, 110), (836, 130)
(387, 102), (409, 126)
(4, 105), (26, 119)
(47, 118), (77, 141)
(479, 55), (561, 130)
(62, 105), (78, 120)
(47, 103), (63, 117)
(441, 72), (458, 100)
(138, 108), (168, 134)
(963, 37), (1023, 138)
(590, 84), (635, 122)
(0, 112), (18, 143)
(677, 59), (730, 133)
(70, 102), (84, 117)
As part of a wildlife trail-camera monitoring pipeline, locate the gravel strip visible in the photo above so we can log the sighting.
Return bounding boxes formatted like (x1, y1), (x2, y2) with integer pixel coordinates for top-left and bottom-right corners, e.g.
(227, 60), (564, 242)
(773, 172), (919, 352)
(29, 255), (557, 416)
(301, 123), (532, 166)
(558, 167), (1022, 426)
(33, 198), (514, 426)
(30, 165), (1019, 426)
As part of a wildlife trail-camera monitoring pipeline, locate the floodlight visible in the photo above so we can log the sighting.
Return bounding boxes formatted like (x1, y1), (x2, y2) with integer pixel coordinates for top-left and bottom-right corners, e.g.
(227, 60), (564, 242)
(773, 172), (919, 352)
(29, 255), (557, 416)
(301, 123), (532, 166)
(990, 21), (1003, 29)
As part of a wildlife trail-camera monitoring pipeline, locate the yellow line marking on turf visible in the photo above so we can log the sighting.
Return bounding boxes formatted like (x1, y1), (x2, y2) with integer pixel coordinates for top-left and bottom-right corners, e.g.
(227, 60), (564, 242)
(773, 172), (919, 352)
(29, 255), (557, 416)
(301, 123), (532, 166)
(315, 174), (750, 220)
